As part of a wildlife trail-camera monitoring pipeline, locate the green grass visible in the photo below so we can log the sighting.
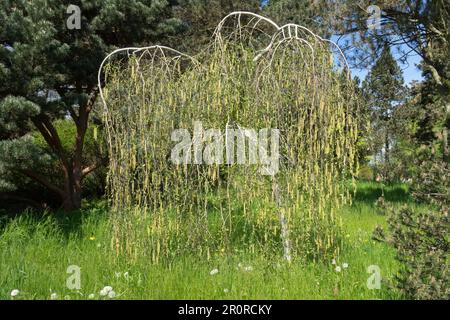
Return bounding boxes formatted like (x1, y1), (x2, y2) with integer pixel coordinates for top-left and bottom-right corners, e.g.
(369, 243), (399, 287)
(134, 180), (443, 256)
(0, 182), (427, 300)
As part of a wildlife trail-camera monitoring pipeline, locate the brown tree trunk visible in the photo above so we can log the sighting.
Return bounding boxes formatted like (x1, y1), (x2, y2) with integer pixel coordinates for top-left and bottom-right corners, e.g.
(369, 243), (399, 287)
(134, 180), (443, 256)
(443, 103), (449, 163)
(60, 90), (97, 211)
(383, 129), (389, 180)
(443, 127), (448, 162)
(61, 190), (82, 211)
(26, 87), (99, 212)
(61, 165), (82, 211)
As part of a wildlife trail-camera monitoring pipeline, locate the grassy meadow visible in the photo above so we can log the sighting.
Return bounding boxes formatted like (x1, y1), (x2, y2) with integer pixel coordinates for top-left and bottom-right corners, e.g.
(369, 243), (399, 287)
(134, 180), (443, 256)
(0, 181), (429, 300)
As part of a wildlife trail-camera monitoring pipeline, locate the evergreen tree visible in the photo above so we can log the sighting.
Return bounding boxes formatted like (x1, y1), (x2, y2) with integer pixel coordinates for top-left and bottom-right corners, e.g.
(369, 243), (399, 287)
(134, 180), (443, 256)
(362, 46), (405, 180)
(0, 0), (182, 211)
(172, 0), (261, 53)
(263, 0), (333, 36)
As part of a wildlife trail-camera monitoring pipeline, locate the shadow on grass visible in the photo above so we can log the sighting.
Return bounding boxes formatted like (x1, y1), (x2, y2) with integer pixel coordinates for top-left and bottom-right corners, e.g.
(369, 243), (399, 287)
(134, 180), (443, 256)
(353, 181), (412, 205)
(0, 199), (109, 240)
(52, 200), (109, 239)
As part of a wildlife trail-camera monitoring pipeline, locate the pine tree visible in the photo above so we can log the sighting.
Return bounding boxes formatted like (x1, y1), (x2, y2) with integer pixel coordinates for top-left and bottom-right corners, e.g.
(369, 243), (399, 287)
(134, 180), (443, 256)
(262, 0), (336, 36)
(172, 0), (261, 53)
(0, 0), (182, 211)
(362, 46), (405, 180)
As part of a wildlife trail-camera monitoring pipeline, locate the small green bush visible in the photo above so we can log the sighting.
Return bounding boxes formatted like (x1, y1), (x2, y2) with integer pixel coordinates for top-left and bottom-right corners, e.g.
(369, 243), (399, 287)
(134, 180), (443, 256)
(358, 165), (374, 181)
(373, 206), (449, 299)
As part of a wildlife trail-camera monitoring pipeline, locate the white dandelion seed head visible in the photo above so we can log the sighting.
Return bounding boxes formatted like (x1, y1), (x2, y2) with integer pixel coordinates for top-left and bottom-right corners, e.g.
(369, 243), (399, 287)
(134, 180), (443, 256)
(335, 266), (342, 273)
(210, 268), (219, 276)
(10, 289), (20, 297)
(108, 291), (116, 299)
(331, 259), (336, 265)
(103, 286), (113, 293)
(343, 263), (349, 269)
(224, 288), (229, 293)
(88, 294), (95, 299)
(50, 293), (58, 300)
(99, 289), (107, 296)
(64, 295), (71, 300)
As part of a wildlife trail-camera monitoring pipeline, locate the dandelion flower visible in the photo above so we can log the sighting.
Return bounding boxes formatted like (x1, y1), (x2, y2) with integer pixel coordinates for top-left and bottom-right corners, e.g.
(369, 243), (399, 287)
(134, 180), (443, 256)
(50, 293), (58, 300)
(89, 236), (96, 241)
(10, 289), (19, 298)
(210, 268), (219, 276)
(335, 266), (342, 273)
(343, 263), (349, 269)
(108, 291), (116, 299)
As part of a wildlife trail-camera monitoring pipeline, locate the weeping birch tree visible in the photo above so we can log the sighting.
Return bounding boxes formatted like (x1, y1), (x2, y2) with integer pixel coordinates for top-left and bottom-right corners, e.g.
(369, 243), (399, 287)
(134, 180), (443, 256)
(99, 12), (360, 262)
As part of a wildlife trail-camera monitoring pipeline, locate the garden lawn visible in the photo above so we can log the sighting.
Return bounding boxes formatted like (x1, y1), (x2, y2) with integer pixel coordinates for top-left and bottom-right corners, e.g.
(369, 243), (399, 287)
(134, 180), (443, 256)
(0, 182), (425, 300)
